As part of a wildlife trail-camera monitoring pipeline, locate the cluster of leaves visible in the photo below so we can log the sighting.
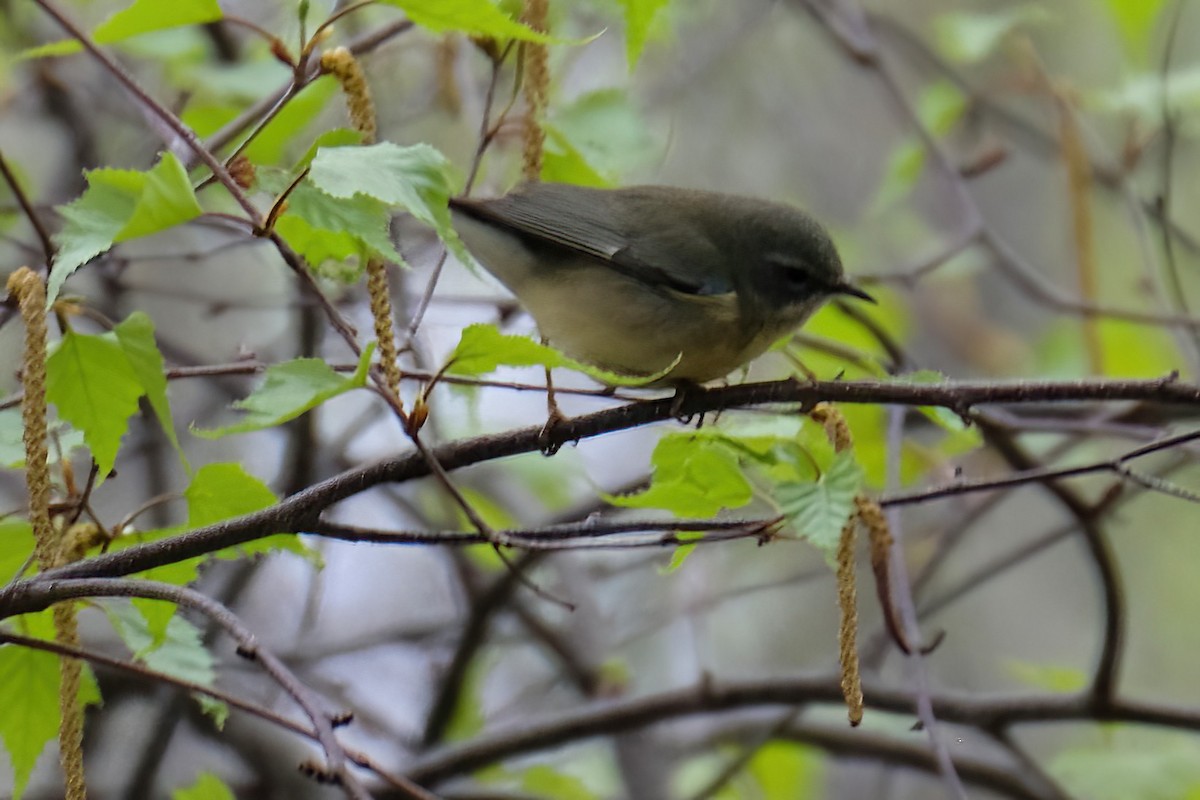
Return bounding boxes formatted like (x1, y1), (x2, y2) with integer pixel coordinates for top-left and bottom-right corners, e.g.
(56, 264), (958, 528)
(0, 1), (689, 795)
(2, 0), (1194, 798)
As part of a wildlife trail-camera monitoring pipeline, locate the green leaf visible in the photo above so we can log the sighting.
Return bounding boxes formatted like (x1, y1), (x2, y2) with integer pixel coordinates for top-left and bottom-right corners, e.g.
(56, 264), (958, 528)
(18, 39), (85, 59)
(0, 612), (100, 800)
(21, 0), (222, 58)
(0, 519), (36, 585)
(447, 323), (674, 386)
(872, 82), (965, 210)
(776, 451), (862, 564)
(1105, 0), (1167, 63)
(445, 654), (488, 742)
(608, 434), (754, 517)
(184, 462), (307, 562)
(617, 0), (671, 68)
(520, 765), (600, 799)
(0, 629), (64, 799)
(894, 369), (981, 443)
(749, 742), (822, 800)
(377, 0), (562, 43)
(662, 532), (703, 573)
(113, 312), (188, 470)
(94, 0), (223, 44)
(542, 89), (655, 186)
(873, 139), (925, 212)
(542, 128), (612, 187)
(185, 462), (276, 529)
(1051, 734), (1200, 800)
(933, 5), (1052, 64)
(49, 152), (203, 304)
(173, 772), (236, 800)
(117, 152), (206, 241)
(104, 602), (224, 723)
(308, 141), (471, 267)
(46, 330), (145, 476)
(106, 601), (222, 725)
(242, 78), (340, 166)
(193, 343), (374, 438)
(275, 179), (405, 270)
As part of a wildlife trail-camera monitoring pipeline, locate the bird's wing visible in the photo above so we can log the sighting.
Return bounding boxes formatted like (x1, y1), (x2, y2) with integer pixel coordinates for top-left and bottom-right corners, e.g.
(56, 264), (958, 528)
(451, 184), (730, 296)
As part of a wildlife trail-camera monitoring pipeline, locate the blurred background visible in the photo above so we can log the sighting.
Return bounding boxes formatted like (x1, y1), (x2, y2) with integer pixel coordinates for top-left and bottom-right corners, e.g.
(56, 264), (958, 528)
(2, 0), (1200, 798)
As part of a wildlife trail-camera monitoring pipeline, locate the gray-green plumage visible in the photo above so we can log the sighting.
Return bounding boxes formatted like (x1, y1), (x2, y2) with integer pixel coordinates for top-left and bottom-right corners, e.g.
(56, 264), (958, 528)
(450, 182), (870, 384)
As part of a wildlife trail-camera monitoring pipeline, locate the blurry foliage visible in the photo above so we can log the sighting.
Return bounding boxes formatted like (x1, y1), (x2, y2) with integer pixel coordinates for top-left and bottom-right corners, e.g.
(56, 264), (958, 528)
(0, 0), (1198, 798)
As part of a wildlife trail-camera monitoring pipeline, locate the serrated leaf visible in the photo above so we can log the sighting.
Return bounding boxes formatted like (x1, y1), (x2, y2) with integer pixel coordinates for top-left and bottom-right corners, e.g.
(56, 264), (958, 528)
(776, 452), (862, 563)
(275, 180), (405, 268)
(117, 152), (205, 240)
(0, 612), (100, 800)
(113, 312), (188, 470)
(617, 0), (671, 68)
(0, 630), (65, 799)
(104, 602), (222, 723)
(193, 343), (374, 438)
(377, 0), (563, 43)
(608, 434), (753, 517)
(49, 153), (202, 303)
(308, 141), (471, 267)
(46, 330), (145, 476)
(185, 462), (276, 529)
(173, 772), (236, 800)
(933, 5), (1051, 64)
(184, 462), (307, 562)
(447, 323), (674, 386)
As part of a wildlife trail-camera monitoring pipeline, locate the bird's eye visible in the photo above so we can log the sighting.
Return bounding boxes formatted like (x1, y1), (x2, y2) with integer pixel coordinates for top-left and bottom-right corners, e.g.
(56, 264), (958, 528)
(780, 266), (815, 293)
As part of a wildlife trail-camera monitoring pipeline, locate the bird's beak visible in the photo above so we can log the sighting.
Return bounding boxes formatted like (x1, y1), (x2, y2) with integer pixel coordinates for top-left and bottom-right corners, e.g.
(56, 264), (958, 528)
(834, 280), (876, 304)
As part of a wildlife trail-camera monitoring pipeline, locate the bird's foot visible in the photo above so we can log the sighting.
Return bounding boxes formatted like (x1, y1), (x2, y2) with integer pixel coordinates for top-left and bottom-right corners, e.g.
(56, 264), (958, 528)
(669, 381), (707, 428)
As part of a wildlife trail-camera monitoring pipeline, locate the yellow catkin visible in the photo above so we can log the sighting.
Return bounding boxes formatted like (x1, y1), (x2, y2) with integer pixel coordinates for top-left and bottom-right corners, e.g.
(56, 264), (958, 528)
(810, 402), (852, 453)
(521, 0), (549, 181)
(857, 494), (892, 577)
(320, 46), (377, 145)
(435, 35), (463, 114)
(366, 257), (402, 397)
(8, 267), (86, 799)
(318, 47), (402, 401)
(8, 269), (53, 569)
(835, 513), (864, 726)
(810, 401), (862, 723)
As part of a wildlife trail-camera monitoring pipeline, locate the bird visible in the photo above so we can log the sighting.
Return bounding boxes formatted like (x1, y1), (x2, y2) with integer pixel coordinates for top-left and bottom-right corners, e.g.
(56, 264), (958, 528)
(449, 182), (873, 386)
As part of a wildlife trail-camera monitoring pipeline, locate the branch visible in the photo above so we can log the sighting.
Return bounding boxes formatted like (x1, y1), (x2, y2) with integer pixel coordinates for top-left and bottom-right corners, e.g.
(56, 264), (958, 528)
(3, 375), (1197, 589)
(2, 578), (372, 799)
(403, 674), (1200, 786)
